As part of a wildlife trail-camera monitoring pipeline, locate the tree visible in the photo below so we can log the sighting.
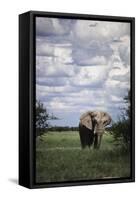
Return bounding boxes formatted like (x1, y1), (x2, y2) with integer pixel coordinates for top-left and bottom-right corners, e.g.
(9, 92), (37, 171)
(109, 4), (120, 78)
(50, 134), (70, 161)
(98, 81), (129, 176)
(124, 90), (130, 119)
(36, 100), (49, 137)
(111, 90), (131, 150)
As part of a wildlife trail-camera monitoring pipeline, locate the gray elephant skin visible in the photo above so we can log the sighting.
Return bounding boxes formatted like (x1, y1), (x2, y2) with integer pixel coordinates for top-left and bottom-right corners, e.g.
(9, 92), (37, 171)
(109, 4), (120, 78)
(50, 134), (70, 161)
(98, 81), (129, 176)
(79, 111), (112, 149)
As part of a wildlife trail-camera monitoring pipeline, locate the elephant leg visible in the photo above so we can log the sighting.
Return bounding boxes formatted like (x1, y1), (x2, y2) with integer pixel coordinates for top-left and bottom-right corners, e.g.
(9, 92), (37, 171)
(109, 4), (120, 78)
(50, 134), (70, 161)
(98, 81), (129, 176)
(79, 124), (93, 149)
(94, 135), (102, 149)
(94, 135), (98, 148)
(88, 132), (94, 148)
(79, 132), (86, 149)
(79, 124), (87, 149)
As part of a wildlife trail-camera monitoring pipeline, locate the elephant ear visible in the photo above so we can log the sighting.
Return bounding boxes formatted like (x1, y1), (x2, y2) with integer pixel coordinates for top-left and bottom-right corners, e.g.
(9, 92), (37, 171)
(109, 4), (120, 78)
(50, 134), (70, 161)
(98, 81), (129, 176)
(102, 112), (112, 126)
(80, 112), (93, 130)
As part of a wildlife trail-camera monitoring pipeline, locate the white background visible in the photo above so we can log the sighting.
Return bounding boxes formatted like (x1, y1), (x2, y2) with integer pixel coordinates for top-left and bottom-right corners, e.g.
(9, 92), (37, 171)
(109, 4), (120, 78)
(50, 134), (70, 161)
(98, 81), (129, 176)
(0, 0), (137, 199)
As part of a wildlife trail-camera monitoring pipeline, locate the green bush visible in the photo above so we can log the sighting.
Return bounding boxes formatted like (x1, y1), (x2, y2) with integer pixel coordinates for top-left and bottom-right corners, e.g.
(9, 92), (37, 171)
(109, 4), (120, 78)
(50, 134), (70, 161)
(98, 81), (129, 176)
(110, 90), (131, 151)
(111, 118), (130, 151)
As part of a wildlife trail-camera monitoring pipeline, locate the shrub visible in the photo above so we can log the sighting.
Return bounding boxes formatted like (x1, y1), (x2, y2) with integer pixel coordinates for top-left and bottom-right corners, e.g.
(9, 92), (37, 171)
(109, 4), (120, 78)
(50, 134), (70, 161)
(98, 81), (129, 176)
(110, 90), (131, 151)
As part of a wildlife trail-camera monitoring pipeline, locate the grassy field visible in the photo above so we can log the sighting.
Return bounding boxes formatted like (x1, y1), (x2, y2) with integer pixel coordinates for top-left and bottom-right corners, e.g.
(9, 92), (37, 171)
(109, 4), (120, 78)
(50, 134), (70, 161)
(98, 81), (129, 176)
(36, 131), (130, 183)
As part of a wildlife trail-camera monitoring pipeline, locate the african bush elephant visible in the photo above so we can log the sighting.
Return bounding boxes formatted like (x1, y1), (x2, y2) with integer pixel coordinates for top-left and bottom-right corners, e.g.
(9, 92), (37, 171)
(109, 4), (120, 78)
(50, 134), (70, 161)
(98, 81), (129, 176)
(79, 111), (112, 149)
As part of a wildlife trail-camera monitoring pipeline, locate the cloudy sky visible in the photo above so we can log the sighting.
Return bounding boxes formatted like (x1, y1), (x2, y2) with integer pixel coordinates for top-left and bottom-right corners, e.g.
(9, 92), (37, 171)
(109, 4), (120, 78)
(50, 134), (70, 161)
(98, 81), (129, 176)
(36, 17), (130, 127)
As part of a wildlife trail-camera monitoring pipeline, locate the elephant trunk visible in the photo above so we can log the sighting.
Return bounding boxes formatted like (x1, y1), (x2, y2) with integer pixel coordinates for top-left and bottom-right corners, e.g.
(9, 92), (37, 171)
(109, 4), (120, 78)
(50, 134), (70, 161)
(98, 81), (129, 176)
(94, 134), (103, 149)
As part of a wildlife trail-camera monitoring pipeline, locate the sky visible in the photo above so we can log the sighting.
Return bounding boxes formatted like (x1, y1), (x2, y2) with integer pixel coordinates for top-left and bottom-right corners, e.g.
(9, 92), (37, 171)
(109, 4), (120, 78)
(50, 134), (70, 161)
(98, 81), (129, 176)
(36, 17), (130, 127)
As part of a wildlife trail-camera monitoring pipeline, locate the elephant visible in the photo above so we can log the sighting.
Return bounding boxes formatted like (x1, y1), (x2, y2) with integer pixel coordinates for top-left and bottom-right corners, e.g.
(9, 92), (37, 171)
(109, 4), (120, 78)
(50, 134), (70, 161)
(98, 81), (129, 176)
(79, 111), (112, 149)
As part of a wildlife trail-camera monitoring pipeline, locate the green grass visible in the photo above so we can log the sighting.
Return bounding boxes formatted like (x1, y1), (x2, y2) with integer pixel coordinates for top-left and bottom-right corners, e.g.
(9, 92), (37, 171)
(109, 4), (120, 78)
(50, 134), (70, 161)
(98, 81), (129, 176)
(36, 131), (130, 183)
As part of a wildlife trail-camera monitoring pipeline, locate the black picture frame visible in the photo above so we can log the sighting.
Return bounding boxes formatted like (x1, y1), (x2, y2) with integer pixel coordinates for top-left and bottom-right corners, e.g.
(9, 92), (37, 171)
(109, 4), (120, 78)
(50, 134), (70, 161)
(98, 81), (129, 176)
(19, 11), (135, 189)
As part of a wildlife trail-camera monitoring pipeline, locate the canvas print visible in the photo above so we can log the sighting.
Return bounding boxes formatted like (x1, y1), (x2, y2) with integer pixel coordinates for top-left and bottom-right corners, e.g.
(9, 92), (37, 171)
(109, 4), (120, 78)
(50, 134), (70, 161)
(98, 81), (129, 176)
(35, 17), (131, 183)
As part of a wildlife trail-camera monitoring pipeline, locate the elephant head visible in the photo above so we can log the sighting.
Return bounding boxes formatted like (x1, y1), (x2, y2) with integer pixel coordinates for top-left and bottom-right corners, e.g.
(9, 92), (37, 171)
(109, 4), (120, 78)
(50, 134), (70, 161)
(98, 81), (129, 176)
(79, 111), (112, 149)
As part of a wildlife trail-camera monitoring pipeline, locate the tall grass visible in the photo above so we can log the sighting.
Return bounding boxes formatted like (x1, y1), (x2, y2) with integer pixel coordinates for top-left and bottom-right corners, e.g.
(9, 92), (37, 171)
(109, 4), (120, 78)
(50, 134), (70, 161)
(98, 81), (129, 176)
(36, 131), (130, 183)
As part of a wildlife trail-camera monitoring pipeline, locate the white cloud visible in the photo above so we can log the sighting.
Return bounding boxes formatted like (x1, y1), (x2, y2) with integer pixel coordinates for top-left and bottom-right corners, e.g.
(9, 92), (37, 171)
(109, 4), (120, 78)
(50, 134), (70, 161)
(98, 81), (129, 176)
(37, 85), (67, 94)
(36, 18), (131, 124)
(36, 17), (69, 36)
(109, 35), (130, 66)
(36, 39), (73, 60)
(53, 44), (73, 63)
(71, 65), (109, 86)
(72, 20), (130, 44)
(49, 100), (68, 110)
(110, 95), (122, 102)
(89, 56), (107, 65)
(109, 66), (129, 77)
(118, 36), (130, 66)
(36, 41), (54, 56)
(105, 79), (120, 87)
(75, 55), (108, 66)
(36, 43), (75, 77)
